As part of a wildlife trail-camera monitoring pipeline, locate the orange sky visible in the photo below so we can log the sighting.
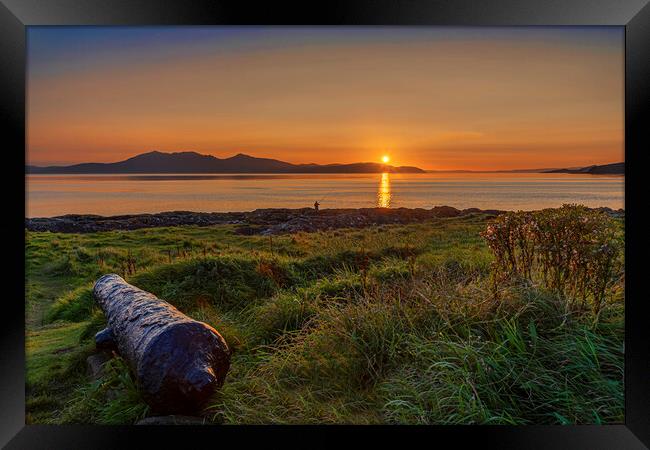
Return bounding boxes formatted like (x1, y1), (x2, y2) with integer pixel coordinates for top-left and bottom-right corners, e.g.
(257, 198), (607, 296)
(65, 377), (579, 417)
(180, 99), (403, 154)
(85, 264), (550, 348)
(27, 27), (624, 170)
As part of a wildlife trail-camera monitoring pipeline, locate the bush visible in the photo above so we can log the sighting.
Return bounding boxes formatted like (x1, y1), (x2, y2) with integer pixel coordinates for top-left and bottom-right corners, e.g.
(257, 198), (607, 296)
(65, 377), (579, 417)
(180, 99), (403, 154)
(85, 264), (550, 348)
(481, 205), (623, 316)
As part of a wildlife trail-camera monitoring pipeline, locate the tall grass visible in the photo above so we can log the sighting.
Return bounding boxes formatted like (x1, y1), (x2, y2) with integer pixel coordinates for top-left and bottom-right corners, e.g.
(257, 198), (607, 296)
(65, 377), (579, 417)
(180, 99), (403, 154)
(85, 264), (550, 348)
(25, 210), (624, 424)
(209, 272), (623, 424)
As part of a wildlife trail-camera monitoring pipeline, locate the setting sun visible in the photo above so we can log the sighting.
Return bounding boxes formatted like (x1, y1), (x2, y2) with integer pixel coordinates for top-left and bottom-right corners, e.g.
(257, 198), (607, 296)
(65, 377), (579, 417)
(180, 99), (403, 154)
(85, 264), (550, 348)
(382, 155), (390, 164)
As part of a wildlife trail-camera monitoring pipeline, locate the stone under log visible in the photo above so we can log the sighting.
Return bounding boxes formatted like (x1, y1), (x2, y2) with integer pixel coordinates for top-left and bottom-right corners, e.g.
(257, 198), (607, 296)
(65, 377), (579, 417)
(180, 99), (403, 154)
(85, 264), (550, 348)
(93, 274), (231, 414)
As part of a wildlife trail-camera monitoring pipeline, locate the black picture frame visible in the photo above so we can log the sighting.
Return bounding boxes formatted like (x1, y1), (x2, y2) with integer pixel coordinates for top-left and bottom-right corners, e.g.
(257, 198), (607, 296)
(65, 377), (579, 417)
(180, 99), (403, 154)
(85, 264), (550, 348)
(2, 0), (648, 448)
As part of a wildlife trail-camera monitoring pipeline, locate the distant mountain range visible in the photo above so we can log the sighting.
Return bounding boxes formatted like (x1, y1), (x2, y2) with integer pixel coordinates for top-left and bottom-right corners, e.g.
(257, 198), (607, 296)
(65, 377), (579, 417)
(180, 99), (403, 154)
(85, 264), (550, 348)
(25, 151), (624, 175)
(26, 151), (426, 174)
(425, 162), (624, 174)
(543, 162), (624, 175)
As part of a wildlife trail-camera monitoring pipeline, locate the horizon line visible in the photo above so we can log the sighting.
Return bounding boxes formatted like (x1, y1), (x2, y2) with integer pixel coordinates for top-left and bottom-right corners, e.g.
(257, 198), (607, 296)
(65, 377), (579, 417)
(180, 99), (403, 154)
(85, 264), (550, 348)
(26, 149), (624, 173)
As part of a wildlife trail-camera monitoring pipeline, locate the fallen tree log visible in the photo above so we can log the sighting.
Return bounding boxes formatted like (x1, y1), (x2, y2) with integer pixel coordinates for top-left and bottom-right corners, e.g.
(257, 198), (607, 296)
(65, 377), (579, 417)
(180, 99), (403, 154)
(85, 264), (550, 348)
(93, 274), (231, 414)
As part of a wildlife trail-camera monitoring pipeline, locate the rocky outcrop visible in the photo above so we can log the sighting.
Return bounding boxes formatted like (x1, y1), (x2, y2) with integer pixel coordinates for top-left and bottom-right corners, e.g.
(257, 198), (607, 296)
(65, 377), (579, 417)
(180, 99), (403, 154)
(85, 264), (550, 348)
(25, 211), (248, 233)
(25, 206), (624, 236)
(25, 206), (496, 234)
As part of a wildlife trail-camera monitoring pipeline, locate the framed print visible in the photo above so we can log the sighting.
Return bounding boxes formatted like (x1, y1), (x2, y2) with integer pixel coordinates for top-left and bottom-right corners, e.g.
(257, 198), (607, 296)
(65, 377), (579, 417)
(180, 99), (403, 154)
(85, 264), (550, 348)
(1, 0), (649, 448)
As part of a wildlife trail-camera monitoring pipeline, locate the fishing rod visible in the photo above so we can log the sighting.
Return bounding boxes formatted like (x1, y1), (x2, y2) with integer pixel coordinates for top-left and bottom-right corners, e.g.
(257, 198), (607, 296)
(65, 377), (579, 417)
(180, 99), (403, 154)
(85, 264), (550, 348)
(316, 191), (332, 203)
(311, 190), (334, 211)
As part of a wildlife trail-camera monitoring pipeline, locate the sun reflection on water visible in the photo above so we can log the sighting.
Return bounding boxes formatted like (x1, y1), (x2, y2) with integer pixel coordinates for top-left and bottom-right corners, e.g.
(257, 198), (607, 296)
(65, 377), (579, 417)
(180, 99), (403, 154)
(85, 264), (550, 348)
(377, 172), (391, 208)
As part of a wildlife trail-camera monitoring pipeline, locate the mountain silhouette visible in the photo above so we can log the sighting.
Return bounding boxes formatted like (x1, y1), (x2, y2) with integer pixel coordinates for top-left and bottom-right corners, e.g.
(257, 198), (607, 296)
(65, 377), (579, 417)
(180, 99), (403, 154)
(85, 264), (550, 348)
(27, 151), (426, 174)
(544, 162), (624, 175)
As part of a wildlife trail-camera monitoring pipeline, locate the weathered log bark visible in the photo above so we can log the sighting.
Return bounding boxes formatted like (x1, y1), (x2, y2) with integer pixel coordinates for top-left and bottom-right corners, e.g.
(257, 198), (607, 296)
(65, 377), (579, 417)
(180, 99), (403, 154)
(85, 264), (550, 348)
(93, 274), (231, 414)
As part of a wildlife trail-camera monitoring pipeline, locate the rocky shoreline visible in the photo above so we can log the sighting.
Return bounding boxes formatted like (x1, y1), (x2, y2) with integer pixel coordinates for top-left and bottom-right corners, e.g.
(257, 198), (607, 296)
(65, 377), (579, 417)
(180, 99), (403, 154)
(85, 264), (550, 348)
(25, 206), (624, 235)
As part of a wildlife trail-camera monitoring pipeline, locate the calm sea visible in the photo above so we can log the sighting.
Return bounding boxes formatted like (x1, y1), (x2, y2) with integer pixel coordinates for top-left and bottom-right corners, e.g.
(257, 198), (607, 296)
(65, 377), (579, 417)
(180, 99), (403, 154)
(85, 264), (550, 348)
(25, 173), (624, 218)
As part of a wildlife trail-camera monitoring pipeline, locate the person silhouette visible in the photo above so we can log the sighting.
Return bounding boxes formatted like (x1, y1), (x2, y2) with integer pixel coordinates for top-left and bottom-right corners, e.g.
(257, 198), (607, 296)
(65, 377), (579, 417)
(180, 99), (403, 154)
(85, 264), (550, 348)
(314, 201), (320, 211)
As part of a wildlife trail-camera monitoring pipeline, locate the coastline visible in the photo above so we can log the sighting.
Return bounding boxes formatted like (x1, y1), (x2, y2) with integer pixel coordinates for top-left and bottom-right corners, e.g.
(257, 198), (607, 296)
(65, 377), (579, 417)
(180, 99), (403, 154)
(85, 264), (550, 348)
(25, 205), (625, 235)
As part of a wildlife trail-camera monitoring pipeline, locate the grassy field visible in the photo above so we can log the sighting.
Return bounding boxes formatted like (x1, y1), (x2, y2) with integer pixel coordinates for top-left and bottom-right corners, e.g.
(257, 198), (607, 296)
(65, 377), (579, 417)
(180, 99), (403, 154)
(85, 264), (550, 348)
(25, 212), (625, 425)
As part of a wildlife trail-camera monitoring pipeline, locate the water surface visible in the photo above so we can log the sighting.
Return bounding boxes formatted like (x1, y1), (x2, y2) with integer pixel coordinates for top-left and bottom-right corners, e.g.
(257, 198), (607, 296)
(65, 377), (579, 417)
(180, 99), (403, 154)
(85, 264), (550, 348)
(26, 173), (624, 217)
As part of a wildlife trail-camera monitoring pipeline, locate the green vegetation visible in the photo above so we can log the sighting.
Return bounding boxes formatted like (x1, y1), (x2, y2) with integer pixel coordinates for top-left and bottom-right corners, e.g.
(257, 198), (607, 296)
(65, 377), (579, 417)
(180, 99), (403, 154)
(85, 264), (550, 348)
(25, 208), (624, 424)
(482, 205), (624, 318)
